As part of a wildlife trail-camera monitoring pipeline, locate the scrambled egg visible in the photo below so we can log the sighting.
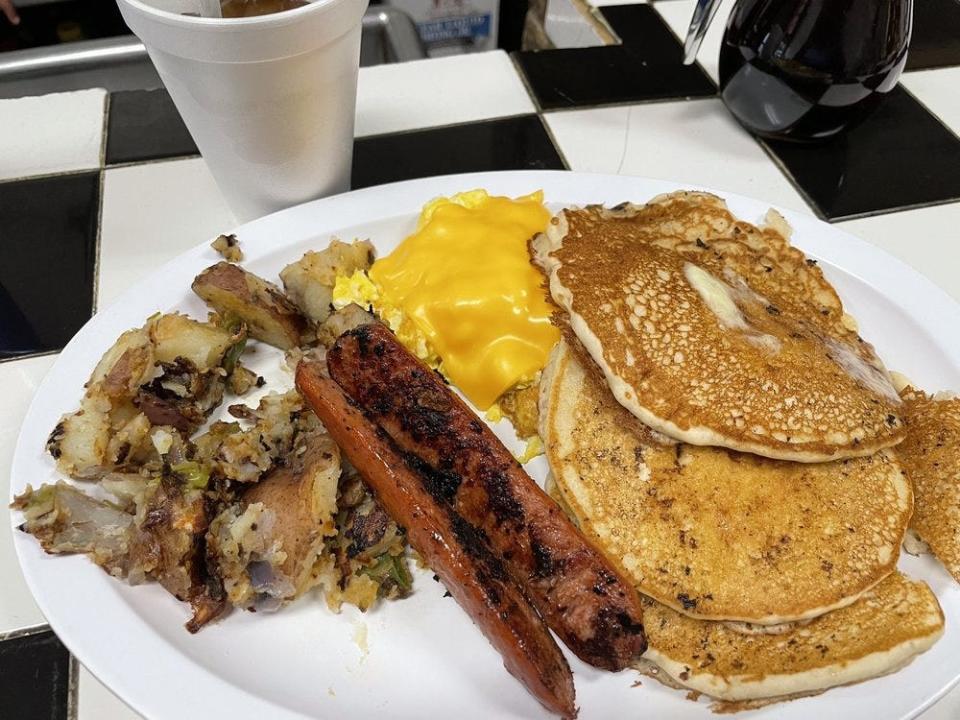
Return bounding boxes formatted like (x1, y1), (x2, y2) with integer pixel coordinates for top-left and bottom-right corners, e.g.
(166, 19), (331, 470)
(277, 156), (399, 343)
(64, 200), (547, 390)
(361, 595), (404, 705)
(515, 435), (545, 465)
(332, 270), (439, 369)
(331, 189), (559, 461)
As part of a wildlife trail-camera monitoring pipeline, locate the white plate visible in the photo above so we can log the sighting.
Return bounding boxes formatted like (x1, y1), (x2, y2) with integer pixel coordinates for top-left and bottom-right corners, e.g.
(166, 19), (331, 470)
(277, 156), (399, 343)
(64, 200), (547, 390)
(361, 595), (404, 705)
(11, 171), (960, 720)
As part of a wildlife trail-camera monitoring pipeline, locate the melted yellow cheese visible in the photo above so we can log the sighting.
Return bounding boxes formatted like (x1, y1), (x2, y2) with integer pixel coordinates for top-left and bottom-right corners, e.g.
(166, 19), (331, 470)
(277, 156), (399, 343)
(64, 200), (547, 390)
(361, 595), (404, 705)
(368, 189), (559, 410)
(332, 271), (439, 367)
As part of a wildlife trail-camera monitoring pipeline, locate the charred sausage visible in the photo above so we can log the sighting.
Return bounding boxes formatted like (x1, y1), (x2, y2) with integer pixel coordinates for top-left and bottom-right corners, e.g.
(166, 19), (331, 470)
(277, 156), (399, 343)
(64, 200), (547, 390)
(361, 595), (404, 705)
(295, 360), (577, 719)
(326, 323), (647, 671)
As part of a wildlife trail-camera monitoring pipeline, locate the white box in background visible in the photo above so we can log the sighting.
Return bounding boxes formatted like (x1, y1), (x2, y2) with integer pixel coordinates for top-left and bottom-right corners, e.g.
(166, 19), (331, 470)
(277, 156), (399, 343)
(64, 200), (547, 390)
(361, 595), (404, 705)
(387, 0), (499, 56)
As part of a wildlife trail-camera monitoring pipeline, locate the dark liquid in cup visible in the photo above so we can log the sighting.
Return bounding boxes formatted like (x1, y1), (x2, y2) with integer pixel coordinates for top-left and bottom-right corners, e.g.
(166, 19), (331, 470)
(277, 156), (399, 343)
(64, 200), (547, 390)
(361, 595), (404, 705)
(220, 0), (308, 17)
(718, 0), (912, 142)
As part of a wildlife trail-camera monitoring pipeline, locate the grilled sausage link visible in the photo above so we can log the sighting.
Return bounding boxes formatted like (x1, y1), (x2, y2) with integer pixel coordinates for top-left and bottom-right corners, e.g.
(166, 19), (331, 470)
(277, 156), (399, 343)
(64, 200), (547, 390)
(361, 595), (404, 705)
(296, 360), (577, 719)
(326, 323), (647, 671)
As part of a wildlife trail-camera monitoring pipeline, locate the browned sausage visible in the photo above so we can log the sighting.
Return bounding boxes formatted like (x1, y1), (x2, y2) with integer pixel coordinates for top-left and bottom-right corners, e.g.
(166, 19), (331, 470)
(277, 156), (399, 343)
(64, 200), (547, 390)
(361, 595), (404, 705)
(326, 323), (647, 672)
(295, 360), (577, 719)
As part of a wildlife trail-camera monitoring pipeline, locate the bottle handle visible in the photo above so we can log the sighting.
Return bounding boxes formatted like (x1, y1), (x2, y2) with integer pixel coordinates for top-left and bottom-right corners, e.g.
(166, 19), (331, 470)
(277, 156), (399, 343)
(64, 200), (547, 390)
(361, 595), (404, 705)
(682, 0), (724, 65)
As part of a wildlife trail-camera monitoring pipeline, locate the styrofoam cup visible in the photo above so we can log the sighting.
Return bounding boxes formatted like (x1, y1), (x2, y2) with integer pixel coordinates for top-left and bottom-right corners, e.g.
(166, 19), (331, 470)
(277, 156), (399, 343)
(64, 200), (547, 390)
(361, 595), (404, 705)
(116, 0), (369, 222)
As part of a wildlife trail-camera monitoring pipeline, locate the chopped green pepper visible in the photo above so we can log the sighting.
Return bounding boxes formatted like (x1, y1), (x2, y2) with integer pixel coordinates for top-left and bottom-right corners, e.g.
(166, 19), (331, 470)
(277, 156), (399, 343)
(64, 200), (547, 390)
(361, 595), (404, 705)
(219, 312), (248, 375)
(171, 461), (210, 490)
(361, 553), (412, 595)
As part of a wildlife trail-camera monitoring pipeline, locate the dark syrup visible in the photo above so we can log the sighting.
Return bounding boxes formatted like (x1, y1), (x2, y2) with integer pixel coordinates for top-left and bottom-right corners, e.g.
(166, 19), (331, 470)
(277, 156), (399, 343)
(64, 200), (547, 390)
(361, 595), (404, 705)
(718, 0), (912, 142)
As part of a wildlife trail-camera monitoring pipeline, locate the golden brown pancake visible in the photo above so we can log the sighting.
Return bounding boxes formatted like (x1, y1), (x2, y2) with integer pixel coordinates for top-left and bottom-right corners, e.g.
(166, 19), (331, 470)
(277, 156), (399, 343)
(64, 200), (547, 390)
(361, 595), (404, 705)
(540, 341), (913, 624)
(531, 192), (905, 462)
(896, 387), (960, 583)
(604, 192), (848, 334)
(639, 571), (943, 702)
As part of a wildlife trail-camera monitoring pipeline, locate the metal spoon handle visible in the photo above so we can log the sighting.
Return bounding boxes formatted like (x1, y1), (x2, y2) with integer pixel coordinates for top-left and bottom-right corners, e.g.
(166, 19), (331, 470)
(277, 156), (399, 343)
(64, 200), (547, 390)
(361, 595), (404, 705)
(683, 0), (724, 65)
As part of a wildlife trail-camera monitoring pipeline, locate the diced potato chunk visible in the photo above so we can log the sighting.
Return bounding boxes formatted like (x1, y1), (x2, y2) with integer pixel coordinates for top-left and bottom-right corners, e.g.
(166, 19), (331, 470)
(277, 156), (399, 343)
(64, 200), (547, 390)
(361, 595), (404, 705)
(148, 313), (234, 372)
(210, 233), (242, 262)
(87, 327), (155, 399)
(242, 432), (341, 595)
(192, 262), (306, 350)
(106, 412), (153, 466)
(50, 394), (112, 479)
(280, 239), (375, 323)
(316, 303), (378, 347)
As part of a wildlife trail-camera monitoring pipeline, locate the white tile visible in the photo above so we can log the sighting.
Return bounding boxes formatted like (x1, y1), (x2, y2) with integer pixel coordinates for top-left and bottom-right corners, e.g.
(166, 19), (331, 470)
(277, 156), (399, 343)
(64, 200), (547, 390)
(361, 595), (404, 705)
(0, 354), (57, 634)
(902, 67), (960, 137)
(355, 50), (535, 137)
(838, 201), (960, 303)
(78, 665), (144, 720)
(545, 99), (809, 212)
(98, 157), (235, 308)
(654, 0), (729, 83)
(545, 0), (608, 48)
(0, 89), (106, 182)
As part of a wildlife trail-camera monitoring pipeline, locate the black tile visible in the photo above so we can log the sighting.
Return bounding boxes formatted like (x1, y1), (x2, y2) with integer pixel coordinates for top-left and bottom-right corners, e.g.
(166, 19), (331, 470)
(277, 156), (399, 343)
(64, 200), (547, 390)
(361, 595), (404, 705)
(0, 629), (71, 720)
(906, 0), (960, 71)
(601, 3), (682, 46)
(513, 5), (715, 111)
(0, 172), (99, 359)
(762, 85), (960, 220)
(352, 115), (566, 189)
(105, 89), (198, 165)
(0, 0), (129, 54)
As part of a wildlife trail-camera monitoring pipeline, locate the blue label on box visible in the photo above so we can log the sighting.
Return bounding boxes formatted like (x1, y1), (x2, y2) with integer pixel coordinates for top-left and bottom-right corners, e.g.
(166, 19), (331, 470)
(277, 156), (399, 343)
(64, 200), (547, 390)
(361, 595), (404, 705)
(417, 14), (492, 44)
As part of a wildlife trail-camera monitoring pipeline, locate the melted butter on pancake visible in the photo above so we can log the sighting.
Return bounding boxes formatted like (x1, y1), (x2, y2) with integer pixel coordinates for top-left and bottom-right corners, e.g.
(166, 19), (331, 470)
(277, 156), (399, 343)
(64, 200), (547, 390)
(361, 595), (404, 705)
(683, 263), (747, 331)
(531, 191), (905, 462)
(824, 335), (901, 404)
(682, 262), (781, 354)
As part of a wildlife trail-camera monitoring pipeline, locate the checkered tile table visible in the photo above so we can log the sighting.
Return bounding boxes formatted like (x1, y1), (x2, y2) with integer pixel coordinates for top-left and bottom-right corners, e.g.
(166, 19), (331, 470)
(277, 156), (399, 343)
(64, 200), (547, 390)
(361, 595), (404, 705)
(2, 1), (960, 717)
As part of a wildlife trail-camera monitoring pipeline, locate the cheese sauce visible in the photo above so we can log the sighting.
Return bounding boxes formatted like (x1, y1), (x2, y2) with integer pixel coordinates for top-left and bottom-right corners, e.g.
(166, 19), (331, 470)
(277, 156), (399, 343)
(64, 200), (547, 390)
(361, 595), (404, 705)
(369, 190), (559, 410)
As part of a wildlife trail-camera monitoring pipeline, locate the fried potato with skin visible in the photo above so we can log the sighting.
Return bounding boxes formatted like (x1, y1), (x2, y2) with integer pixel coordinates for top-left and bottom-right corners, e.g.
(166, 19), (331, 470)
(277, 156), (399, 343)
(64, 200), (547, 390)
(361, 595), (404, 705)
(280, 239), (375, 324)
(148, 312), (236, 372)
(47, 394), (113, 479)
(105, 412), (153, 467)
(48, 312), (242, 479)
(192, 262), (306, 350)
(87, 327), (155, 399)
(214, 390), (316, 483)
(235, 431), (341, 605)
(316, 303), (379, 348)
(211, 233), (242, 262)
(14, 475), (228, 633)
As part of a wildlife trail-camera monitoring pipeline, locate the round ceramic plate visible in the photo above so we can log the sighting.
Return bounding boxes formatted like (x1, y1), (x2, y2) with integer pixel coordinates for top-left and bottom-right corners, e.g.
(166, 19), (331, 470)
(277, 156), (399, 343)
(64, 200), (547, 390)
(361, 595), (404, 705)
(11, 171), (960, 720)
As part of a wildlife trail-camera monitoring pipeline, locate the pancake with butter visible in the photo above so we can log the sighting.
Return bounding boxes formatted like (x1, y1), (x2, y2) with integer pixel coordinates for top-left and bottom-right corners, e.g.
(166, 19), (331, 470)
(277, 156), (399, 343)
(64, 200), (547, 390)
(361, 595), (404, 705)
(530, 192), (905, 462)
(639, 571), (943, 703)
(896, 387), (960, 583)
(540, 341), (913, 623)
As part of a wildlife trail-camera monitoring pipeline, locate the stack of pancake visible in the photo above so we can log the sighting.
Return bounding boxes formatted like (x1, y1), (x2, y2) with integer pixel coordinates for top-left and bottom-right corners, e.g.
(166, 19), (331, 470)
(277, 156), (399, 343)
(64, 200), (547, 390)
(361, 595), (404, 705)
(530, 192), (954, 707)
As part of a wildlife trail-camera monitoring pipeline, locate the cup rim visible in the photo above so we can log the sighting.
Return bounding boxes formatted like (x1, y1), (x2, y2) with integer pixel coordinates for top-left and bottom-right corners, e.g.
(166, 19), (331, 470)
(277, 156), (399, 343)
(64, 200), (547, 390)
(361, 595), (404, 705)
(116, 0), (352, 30)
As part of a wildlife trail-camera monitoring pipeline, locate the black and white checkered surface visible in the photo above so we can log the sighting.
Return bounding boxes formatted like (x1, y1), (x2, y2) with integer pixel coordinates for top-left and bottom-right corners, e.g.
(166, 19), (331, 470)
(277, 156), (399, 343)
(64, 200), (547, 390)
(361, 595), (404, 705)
(2, 1), (960, 717)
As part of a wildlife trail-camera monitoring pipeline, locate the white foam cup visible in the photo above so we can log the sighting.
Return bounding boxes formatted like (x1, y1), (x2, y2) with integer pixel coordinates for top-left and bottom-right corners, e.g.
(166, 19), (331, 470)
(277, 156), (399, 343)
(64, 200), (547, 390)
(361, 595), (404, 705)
(116, 0), (369, 222)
